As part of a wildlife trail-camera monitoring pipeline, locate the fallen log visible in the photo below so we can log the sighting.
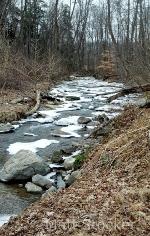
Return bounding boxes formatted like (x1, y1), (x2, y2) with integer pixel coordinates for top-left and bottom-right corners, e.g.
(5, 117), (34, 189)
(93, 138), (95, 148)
(107, 84), (150, 103)
(25, 90), (41, 116)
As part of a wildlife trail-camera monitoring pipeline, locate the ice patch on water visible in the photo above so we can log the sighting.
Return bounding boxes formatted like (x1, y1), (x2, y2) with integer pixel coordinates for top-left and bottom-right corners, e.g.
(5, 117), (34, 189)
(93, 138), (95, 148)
(0, 215), (15, 226)
(7, 139), (59, 155)
(56, 102), (81, 111)
(87, 126), (95, 129)
(54, 116), (79, 126)
(13, 124), (20, 130)
(92, 111), (120, 119)
(49, 164), (63, 168)
(89, 105), (95, 110)
(19, 116), (54, 124)
(24, 132), (38, 137)
(80, 97), (92, 103)
(61, 125), (81, 138)
(95, 104), (123, 112)
(19, 110), (60, 124)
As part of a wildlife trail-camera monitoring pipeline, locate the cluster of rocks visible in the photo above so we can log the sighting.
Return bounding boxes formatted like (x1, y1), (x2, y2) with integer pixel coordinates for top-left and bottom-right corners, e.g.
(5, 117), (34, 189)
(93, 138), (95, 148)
(90, 113), (112, 138)
(0, 114), (115, 197)
(0, 148), (81, 197)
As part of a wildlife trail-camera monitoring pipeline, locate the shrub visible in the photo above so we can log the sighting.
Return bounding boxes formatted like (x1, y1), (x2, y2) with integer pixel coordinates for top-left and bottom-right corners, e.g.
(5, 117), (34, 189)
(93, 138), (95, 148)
(74, 153), (87, 170)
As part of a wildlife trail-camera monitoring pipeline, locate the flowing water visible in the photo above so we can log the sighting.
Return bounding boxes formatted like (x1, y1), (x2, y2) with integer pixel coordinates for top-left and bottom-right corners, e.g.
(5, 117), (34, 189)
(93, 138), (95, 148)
(0, 76), (140, 225)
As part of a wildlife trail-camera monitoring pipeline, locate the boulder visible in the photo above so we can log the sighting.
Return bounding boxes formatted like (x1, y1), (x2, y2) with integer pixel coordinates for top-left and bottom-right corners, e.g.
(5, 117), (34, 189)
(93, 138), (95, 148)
(65, 170), (81, 186)
(0, 150), (49, 182)
(57, 175), (66, 189)
(25, 182), (42, 193)
(64, 157), (75, 170)
(0, 123), (14, 134)
(32, 174), (52, 189)
(77, 117), (91, 125)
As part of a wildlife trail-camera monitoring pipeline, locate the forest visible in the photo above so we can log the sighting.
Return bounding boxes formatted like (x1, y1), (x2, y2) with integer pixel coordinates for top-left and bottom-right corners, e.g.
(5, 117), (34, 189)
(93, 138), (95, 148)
(0, 0), (150, 90)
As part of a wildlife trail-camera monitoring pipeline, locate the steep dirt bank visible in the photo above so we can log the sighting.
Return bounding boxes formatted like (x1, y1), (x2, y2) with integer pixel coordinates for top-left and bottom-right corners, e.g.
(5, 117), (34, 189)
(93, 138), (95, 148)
(0, 106), (149, 235)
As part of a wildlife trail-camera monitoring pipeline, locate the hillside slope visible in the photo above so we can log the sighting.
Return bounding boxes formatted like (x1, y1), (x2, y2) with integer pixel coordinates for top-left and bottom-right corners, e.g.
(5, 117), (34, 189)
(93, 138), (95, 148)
(0, 107), (149, 236)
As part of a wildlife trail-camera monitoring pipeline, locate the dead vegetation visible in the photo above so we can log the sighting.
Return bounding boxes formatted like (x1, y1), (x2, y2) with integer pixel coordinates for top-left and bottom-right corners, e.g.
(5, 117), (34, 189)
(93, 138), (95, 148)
(0, 106), (149, 236)
(96, 50), (119, 81)
(0, 38), (68, 123)
(0, 39), (67, 92)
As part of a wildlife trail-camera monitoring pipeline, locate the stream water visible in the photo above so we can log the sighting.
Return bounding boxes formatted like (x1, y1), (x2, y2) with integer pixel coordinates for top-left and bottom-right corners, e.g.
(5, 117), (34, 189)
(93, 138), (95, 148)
(0, 76), (140, 226)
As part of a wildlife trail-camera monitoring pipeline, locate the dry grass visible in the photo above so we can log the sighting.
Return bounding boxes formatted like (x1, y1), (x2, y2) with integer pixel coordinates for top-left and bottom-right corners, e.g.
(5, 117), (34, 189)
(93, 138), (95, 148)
(0, 39), (69, 123)
(0, 38), (67, 91)
(96, 50), (118, 81)
(96, 48), (150, 86)
(0, 106), (149, 235)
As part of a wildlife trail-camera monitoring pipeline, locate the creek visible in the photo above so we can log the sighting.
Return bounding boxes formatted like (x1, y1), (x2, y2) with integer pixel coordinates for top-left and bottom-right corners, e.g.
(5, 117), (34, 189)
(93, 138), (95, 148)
(0, 76), (140, 226)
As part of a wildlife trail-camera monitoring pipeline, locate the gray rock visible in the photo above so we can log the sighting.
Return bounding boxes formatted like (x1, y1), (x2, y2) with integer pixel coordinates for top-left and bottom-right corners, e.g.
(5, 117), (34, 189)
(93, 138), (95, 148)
(57, 175), (66, 189)
(32, 112), (46, 119)
(135, 98), (149, 108)
(52, 130), (71, 138)
(95, 114), (109, 124)
(64, 157), (75, 170)
(0, 123), (14, 134)
(77, 116), (91, 125)
(66, 96), (80, 101)
(51, 151), (64, 163)
(25, 182), (42, 193)
(92, 124), (112, 137)
(32, 174), (52, 189)
(66, 170), (81, 186)
(42, 186), (57, 197)
(47, 186), (57, 193)
(0, 150), (49, 182)
(61, 146), (77, 155)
